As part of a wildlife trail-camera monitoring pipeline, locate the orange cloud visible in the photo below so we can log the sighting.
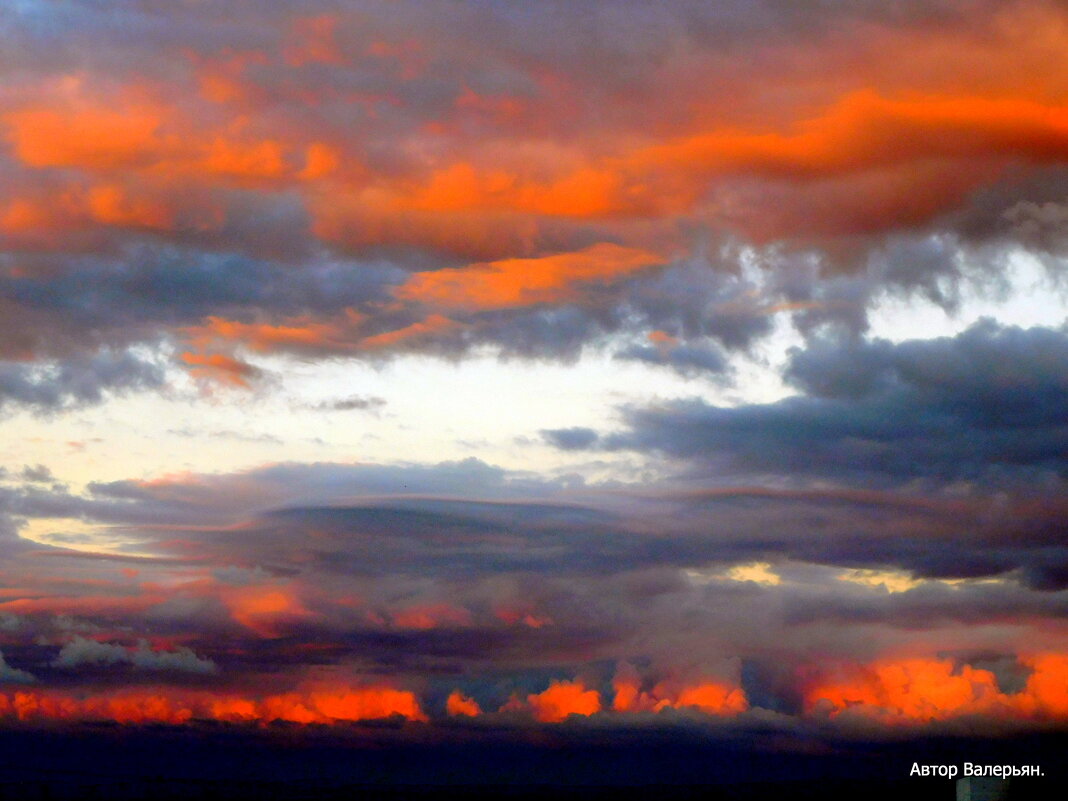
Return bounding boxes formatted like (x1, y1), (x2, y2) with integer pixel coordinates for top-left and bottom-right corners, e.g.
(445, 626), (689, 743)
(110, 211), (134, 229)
(637, 92), (1068, 180)
(446, 690), (482, 718)
(297, 687), (427, 723)
(804, 655), (1068, 723)
(390, 603), (473, 630)
(610, 666), (748, 716)
(183, 312), (363, 354)
(407, 162), (626, 218)
(1020, 653), (1068, 717)
(526, 680), (601, 723)
(667, 682), (750, 715)
(0, 684), (426, 726)
(315, 90), (1068, 248)
(223, 584), (312, 638)
(805, 658), (1007, 722)
(0, 593), (165, 618)
(301, 142), (342, 180)
(493, 607), (552, 628)
(357, 314), (460, 351)
(3, 103), (172, 170)
(202, 137), (288, 180)
(611, 671), (641, 713)
(395, 243), (662, 312)
(284, 14), (344, 67)
(179, 351), (259, 388)
(0, 197), (70, 234)
(309, 196), (557, 262)
(3, 95), (301, 188)
(86, 184), (174, 229)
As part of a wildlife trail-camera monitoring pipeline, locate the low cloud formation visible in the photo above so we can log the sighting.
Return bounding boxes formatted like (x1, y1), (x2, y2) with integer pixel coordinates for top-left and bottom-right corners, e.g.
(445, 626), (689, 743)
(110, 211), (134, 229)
(0, 451), (1064, 738)
(51, 637), (216, 675)
(0, 683), (426, 726)
(805, 654), (1068, 723)
(0, 650), (34, 685)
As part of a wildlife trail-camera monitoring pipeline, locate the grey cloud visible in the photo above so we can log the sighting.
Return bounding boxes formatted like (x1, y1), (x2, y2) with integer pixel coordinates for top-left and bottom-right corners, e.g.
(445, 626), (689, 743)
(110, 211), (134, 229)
(0, 649), (35, 684)
(614, 342), (728, 376)
(314, 395), (387, 412)
(0, 349), (166, 414)
(51, 636), (217, 674)
(541, 428), (600, 451)
(597, 320), (1068, 483)
(19, 465), (55, 483)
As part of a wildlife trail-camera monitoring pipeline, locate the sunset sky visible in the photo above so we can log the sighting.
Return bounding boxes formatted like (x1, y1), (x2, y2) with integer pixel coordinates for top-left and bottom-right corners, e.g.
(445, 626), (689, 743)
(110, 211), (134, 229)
(1, 0), (1067, 787)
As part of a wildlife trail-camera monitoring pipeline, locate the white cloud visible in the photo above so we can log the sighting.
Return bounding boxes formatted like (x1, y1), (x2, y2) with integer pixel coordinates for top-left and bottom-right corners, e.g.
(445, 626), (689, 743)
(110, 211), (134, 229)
(52, 636), (216, 674)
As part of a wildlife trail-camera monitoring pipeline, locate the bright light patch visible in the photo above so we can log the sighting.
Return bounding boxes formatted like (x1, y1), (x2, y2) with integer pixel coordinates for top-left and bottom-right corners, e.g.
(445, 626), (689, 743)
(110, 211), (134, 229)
(16, 518), (115, 552)
(686, 562), (782, 587)
(838, 569), (921, 593)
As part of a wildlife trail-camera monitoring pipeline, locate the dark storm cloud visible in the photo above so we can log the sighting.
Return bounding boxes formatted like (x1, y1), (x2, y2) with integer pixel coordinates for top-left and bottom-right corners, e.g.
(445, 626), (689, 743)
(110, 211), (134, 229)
(598, 320), (1068, 483)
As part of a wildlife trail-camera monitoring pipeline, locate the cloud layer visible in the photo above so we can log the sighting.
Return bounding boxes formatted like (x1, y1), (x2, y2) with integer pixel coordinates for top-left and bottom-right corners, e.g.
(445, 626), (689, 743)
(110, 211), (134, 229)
(0, 0), (1066, 404)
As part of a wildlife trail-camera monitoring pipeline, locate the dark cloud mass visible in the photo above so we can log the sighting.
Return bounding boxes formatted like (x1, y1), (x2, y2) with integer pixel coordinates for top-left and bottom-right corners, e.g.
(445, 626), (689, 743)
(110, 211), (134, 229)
(600, 320), (1068, 483)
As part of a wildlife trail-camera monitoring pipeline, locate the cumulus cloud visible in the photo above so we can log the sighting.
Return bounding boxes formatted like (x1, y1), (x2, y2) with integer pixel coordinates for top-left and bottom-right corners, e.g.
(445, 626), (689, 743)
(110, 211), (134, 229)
(51, 637), (216, 675)
(0, 650), (35, 684)
(19, 465), (56, 483)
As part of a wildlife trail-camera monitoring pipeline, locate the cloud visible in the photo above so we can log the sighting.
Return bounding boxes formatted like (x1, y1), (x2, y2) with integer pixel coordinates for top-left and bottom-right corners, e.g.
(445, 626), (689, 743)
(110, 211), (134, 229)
(600, 320), (1068, 483)
(314, 395), (386, 412)
(19, 465), (55, 483)
(523, 680), (602, 722)
(0, 682), (426, 725)
(2, 453), (1068, 733)
(0, 349), (166, 414)
(51, 637), (217, 674)
(394, 244), (663, 312)
(0, 650), (35, 684)
(614, 340), (729, 375)
(0, 0), (1065, 391)
(1, 0), (1067, 747)
(446, 690), (481, 717)
(540, 427), (600, 451)
(805, 654), (1068, 723)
